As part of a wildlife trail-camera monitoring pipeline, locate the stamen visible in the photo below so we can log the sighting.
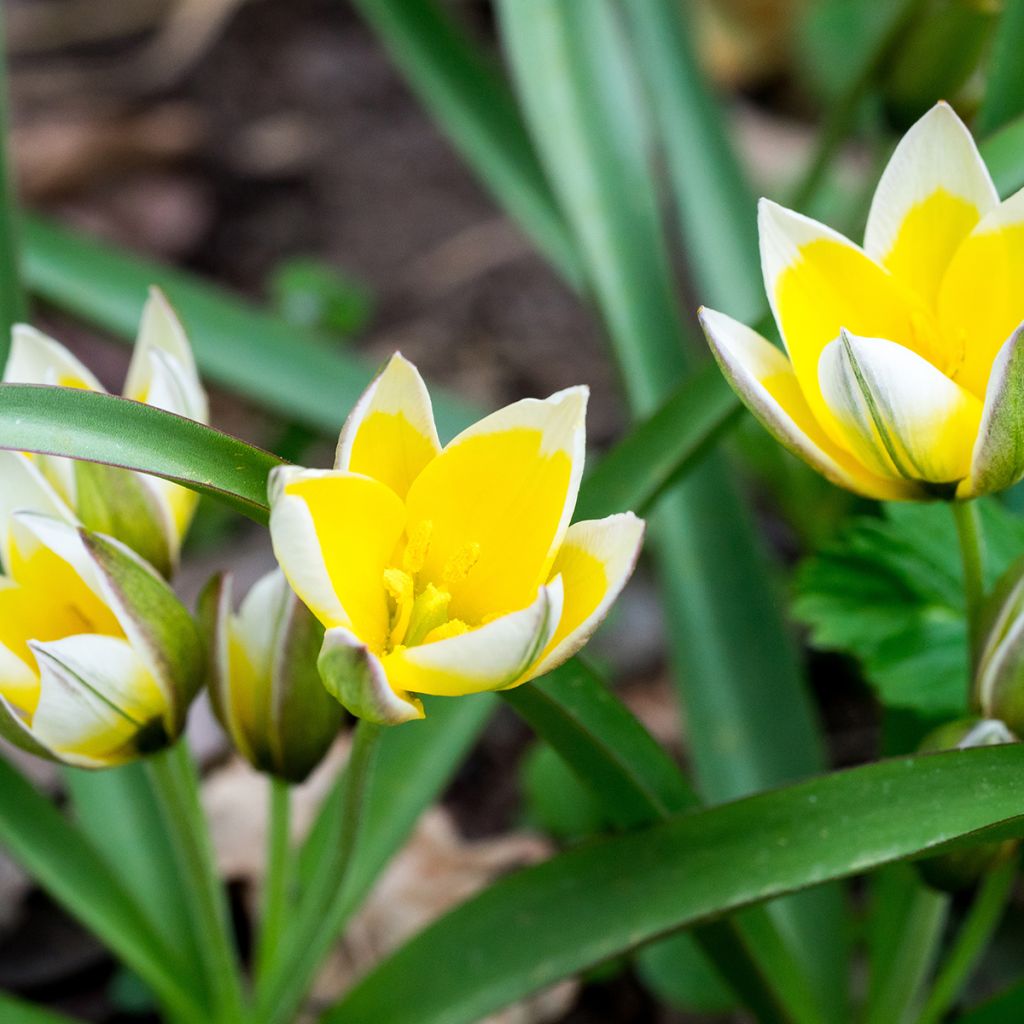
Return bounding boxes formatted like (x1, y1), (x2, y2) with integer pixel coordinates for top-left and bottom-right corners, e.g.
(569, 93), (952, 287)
(403, 519), (433, 575)
(442, 541), (481, 585)
(404, 583), (452, 647)
(423, 619), (469, 644)
(383, 568), (414, 649)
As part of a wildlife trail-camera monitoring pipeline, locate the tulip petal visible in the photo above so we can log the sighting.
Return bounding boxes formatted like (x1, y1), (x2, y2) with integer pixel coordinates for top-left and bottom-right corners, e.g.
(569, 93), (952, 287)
(0, 695), (57, 762)
(0, 452), (75, 573)
(759, 199), (920, 433)
(700, 308), (912, 500)
(319, 625), (423, 725)
(865, 102), (997, 307)
(124, 287), (208, 422)
(269, 467), (406, 652)
(526, 513), (645, 680)
(382, 579), (562, 697)
(959, 323), (1024, 498)
(335, 353), (441, 499)
(938, 187), (1024, 396)
(30, 635), (168, 767)
(818, 331), (983, 486)
(4, 325), (104, 391)
(404, 387), (586, 625)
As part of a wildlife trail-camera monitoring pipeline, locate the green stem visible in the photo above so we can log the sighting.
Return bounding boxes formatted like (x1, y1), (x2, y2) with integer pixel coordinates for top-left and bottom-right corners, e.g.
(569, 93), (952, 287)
(257, 777), (292, 981)
(255, 720), (382, 1024)
(953, 500), (986, 672)
(146, 742), (247, 1024)
(916, 855), (1017, 1024)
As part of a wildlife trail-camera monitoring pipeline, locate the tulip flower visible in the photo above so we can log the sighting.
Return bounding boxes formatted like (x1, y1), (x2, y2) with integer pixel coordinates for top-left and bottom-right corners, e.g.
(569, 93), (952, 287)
(701, 102), (1024, 501)
(200, 569), (344, 782)
(2, 287), (208, 574)
(0, 508), (203, 768)
(268, 354), (644, 724)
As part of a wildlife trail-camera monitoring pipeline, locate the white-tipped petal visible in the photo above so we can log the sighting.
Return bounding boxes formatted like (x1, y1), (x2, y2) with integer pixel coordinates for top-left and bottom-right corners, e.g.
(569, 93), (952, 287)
(383, 579), (562, 698)
(865, 102), (997, 305)
(319, 625), (423, 725)
(700, 308), (912, 500)
(335, 352), (441, 498)
(526, 513), (645, 680)
(4, 325), (104, 391)
(0, 452), (76, 572)
(960, 322), (1024, 498)
(818, 331), (983, 487)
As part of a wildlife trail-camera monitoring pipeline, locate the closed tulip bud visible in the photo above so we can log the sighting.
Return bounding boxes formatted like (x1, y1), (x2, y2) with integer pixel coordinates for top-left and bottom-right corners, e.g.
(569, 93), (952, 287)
(200, 569), (344, 783)
(916, 717), (1019, 892)
(2, 287), (208, 576)
(975, 557), (1024, 731)
(0, 513), (203, 768)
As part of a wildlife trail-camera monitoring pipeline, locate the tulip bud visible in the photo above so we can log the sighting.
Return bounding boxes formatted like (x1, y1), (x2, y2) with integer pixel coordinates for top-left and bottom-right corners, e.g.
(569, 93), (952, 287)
(916, 716), (1019, 892)
(199, 569), (344, 783)
(975, 557), (1024, 731)
(0, 513), (203, 768)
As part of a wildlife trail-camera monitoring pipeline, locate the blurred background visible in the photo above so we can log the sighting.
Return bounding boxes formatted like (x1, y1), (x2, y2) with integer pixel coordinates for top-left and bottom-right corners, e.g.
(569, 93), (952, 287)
(0, 1), (1018, 1021)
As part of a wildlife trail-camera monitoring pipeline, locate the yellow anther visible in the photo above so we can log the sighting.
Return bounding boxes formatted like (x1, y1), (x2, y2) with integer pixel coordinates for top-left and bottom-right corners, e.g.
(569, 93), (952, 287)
(442, 541), (481, 585)
(422, 619), (469, 645)
(383, 568), (415, 649)
(403, 519), (433, 576)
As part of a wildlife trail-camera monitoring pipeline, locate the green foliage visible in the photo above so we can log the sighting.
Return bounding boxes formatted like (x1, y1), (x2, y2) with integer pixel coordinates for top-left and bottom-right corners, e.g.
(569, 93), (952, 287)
(794, 501), (1024, 719)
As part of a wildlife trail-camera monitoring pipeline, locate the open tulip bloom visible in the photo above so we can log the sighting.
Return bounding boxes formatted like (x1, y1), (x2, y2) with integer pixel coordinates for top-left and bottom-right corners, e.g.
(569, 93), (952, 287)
(701, 102), (1024, 501)
(2, 287), (208, 575)
(269, 354), (645, 724)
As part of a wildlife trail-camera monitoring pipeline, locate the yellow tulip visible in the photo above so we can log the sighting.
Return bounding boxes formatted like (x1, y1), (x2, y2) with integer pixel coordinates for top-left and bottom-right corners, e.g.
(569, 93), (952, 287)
(2, 287), (208, 574)
(268, 354), (645, 724)
(0, 510), (203, 768)
(701, 102), (1024, 501)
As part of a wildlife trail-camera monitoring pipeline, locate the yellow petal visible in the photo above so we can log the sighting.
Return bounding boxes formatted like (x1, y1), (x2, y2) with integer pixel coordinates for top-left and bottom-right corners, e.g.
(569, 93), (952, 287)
(382, 579), (561, 697)
(403, 386), (586, 625)
(938, 187), (1024, 397)
(818, 331), (983, 486)
(0, 452), (75, 574)
(865, 102), (996, 308)
(4, 325), (104, 391)
(760, 199), (921, 433)
(700, 308), (913, 500)
(335, 353), (441, 499)
(268, 467), (406, 652)
(525, 512), (645, 680)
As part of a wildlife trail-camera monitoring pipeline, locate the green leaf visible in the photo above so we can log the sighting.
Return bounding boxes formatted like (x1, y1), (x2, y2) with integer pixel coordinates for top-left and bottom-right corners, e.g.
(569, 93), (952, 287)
(326, 744), (1024, 1024)
(959, 982), (1024, 1023)
(0, 384), (282, 524)
(574, 360), (741, 522)
(0, 993), (82, 1024)
(0, 755), (203, 1021)
(977, 0), (1024, 136)
(794, 501), (1024, 720)
(636, 932), (738, 1014)
(269, 257), (374, 335)
(20, 216), (478, 441)
(349, 0), (582, 290)
(981, 111), (1024, 197)
(519, 741), (608, 842)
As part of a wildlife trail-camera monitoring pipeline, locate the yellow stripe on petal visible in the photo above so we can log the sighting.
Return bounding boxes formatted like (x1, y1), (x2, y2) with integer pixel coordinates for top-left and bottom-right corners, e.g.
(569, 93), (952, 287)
(819, 331), (982, 486)
(269, 468), (405, 652)
(526, 513), (645, 681)
(335, 353), (441, 499)
(404, 387), (585, 626)
(865, 102), (996, 309)
(760, 200), (922, 432)
(382, 580), (561, 697)
(700, 308), (913, 500)
(938, 188), (1024, 398)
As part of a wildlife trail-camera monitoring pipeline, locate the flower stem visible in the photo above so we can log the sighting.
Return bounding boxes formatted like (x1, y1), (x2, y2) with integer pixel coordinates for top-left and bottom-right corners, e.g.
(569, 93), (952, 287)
(146, 742), (247, 1024)
(953, 500), (986, 671)
(255, 720), (382, 1024)
(257, 776), (292, 981)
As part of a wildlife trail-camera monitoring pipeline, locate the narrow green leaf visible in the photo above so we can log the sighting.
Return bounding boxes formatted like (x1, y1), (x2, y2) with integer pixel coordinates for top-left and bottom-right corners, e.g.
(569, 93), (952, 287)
(0, 756), (203, 1021)
(19, 217), (478, 441)
(0, 384), (282, 523)
(349, 0), (582, 289)
(0, 993), (82, 1024)
(326, 745), (1024, 1024)
(958, 982), (1024, 1024)
(981, 110), (1024, 198)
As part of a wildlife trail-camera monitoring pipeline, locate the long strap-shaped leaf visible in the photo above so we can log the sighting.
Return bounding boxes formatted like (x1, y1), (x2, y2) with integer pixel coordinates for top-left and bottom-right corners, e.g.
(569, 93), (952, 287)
(325, 745), (1024, 1024)
(0, 993), (82, 1024)
(0, 756), (204, 1021)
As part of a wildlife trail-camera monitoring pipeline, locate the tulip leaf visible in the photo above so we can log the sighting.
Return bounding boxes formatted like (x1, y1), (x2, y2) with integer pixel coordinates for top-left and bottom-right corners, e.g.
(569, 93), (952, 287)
(0, 384), (283, 523)
(0, 994), (82, 1024)
(0, 755), (204, 1020)
(976, 0), (1024, 137)
(326, 744), (1024, 1024)
(794, 500), (1024, 724)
